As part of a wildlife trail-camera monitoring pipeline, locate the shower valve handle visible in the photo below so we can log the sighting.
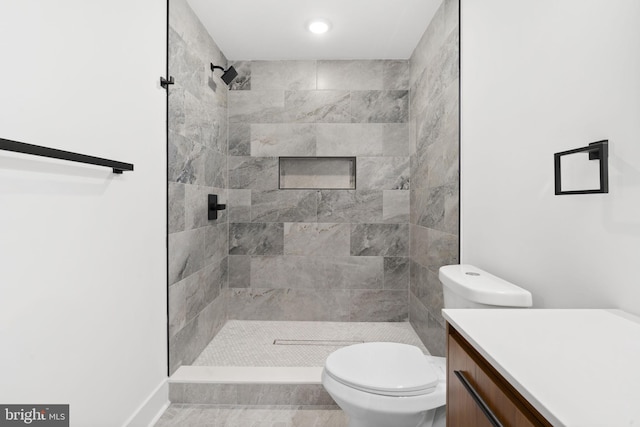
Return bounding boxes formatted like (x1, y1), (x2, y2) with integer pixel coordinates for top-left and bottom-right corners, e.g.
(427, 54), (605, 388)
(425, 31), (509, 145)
(208, 194), (226, 220)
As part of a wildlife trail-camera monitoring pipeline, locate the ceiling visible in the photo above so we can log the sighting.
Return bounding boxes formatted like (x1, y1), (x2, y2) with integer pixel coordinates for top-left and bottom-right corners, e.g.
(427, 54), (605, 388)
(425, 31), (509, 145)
(186, 0), (443, 61)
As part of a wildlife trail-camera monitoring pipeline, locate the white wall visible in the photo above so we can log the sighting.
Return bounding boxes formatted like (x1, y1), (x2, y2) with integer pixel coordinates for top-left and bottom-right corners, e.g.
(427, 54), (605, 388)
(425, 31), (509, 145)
(461, 1), (640, 314)
(0, 1), (167, 426)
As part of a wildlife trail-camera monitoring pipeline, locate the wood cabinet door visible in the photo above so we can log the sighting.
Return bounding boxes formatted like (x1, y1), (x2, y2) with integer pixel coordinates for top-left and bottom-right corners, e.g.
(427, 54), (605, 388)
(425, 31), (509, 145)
(447, 325), (551, 427)
(447, 329), (494, 427)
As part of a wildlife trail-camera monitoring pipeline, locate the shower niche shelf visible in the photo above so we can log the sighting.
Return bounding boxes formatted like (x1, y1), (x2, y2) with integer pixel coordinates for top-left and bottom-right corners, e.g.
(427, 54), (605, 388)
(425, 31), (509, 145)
(279, 157), (356, 190)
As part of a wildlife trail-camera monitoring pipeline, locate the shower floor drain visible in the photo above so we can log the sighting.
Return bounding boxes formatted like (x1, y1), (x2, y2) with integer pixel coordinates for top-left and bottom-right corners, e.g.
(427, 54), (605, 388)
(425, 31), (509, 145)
(273, 339), (364, 346)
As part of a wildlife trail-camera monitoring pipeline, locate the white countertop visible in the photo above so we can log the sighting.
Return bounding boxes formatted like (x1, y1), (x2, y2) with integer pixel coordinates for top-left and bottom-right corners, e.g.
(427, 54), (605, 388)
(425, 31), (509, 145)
(442, 309), (640, 427)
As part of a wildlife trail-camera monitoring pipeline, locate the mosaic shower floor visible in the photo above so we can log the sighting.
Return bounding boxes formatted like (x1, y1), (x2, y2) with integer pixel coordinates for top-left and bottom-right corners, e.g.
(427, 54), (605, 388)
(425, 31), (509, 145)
(192, 320), (429, 367)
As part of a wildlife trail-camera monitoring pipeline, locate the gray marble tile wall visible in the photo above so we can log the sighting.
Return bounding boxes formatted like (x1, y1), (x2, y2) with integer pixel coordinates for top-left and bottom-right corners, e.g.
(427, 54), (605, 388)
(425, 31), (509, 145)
(226, 59), (411, 323)
(168, 0), (229, 374)
(408, 0), (460, 357)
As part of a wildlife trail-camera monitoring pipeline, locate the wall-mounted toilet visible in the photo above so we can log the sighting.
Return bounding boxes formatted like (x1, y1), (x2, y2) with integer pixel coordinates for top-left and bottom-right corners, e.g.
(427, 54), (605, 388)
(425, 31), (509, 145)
(321, 264), (533, 427)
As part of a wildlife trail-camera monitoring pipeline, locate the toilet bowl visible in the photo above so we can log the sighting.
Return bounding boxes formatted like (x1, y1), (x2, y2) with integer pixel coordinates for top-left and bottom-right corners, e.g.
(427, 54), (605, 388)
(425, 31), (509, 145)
(322, 342), (446, 427)
(321, 264), (533, 427)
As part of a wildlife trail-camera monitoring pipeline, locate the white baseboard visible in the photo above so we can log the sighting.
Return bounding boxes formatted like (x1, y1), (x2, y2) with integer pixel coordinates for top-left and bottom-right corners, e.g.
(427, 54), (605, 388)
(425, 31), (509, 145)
(123, 379), (170, 427)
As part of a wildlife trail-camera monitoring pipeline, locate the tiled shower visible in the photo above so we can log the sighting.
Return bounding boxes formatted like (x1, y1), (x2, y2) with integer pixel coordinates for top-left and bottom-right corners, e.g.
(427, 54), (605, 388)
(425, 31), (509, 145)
(225, 59), (412, 324)
(167, 0), (458, 375)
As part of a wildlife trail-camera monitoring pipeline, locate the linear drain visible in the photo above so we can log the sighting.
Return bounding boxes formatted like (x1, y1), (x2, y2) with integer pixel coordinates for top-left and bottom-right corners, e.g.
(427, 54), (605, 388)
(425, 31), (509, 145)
(273, 339), (364, 346)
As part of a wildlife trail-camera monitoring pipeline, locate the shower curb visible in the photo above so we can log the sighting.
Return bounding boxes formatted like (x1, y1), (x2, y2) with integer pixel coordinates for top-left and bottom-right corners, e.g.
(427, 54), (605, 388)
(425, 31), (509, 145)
(169, 366), (336, 406)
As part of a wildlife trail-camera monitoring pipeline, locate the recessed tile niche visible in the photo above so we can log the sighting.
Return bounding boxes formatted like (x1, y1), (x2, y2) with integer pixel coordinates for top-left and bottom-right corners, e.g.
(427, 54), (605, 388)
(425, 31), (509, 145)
(279, 157), (356, 190)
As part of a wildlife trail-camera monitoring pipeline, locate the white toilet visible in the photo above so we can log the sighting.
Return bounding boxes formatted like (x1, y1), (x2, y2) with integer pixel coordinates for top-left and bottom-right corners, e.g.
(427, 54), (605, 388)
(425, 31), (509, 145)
(321, 264), (533, 427)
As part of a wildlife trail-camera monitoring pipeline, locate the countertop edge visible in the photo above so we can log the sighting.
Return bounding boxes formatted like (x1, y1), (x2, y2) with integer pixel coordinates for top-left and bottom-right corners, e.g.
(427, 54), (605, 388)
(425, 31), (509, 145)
(443, 309), (563, 426)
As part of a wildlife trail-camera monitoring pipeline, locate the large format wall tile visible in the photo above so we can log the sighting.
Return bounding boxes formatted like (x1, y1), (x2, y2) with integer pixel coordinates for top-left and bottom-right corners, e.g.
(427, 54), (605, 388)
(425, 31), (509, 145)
(425, 228), (458, 272)
(168, 228), (205, 285)
(169, 0), (230, 375)
(350, 290), (408, 322)
(443, 0), (458, 36)
(229, 223), (284, 255)
(169, 280), (186, 338)
(170, 0), (226, 68)
(228, 189), (251, 223)
(325, 257), (384, 290)
(383, 190), (410, 223)
(383, 123), (411, 156)
(251, 61), (317, 91)
(184, 185), (209, 230)
(351, 224), (409, 257)
(410, 142), (430, 191)
(249, 256), (383, 290)
(284, 223), (350, 256)
(317, 60), (384, 90)
(416, 96), (445, 153)
(228, 289), (350, 321)
(409, 295), (445, 357)
(169, 28), (205, 100)
(205, 149), (227, 188)
(425, 30), (459, 107)
(229, 123), (250, 156)
(316, 124), (383, 156)
(183, 266), (209, 323)
(357, 157), (410, 190)
(351, 91), (409, 123)
(443, 182), (460, 236)
(384, 257), (410, 290)
(228, 157), (278, 190)
(183, 90), (214, 147)
(408, 0), (459, 357)
(410, 223), (430, 268)
(317, 190), (383, 223)
(409, 2), (445, 88)
(168, 85), (186, 137)
(169, 309), (200, 372)
(228, 255), (250, 288)
(284, 91), (351, 123)
(409, 259), (444, 323)
(420, 186), (446, 229)
(169, 294), (227, 373)
(169, 182), (185, 233)
(250, 256), (324, 289)
(251, 124), (316, 157)
(228, 91), (284, 123)
(383, 61), (410, 90)
(169, 131), (206, 185)
(252, 190), (317, 223)
(205, 222), (228, 266)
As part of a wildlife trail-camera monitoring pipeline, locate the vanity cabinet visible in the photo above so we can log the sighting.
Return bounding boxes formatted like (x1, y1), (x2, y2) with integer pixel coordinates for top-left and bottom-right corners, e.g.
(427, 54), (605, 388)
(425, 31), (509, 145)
(446, 324), (552, 427)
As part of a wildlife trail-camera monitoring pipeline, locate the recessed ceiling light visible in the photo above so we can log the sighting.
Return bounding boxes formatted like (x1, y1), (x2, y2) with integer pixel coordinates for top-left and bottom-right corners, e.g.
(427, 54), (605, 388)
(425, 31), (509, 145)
(307, 19), (331, 34)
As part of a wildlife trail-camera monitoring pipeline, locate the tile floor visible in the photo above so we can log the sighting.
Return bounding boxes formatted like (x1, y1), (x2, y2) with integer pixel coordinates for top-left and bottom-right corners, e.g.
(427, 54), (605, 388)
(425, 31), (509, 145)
(155, 405), (348, 427)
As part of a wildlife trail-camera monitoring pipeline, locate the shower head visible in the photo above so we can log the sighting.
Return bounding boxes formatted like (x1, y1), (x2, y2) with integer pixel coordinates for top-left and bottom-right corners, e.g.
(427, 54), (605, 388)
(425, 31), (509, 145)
(210, 63), (238, 85)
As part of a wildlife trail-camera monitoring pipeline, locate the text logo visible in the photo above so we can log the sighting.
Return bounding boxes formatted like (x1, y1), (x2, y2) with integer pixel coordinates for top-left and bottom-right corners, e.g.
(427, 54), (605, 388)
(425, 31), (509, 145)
(0, 405), (68, 427)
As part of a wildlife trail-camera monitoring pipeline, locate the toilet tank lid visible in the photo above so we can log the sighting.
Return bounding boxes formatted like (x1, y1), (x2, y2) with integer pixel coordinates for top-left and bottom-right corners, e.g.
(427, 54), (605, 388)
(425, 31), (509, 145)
(439, 264), (533, 307)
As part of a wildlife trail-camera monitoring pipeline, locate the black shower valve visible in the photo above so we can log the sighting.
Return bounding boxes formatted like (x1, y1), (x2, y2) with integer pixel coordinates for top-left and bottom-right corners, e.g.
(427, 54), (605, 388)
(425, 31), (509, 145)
(208, 194), (226, 220)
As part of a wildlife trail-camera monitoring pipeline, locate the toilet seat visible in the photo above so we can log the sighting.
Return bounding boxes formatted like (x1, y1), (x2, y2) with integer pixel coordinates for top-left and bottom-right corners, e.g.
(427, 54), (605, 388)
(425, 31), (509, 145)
(324, 342), (439, 397)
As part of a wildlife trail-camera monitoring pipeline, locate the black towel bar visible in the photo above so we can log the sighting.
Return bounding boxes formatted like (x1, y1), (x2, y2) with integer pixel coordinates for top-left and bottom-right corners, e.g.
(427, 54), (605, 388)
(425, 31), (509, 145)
(0, 138), (134, 174)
